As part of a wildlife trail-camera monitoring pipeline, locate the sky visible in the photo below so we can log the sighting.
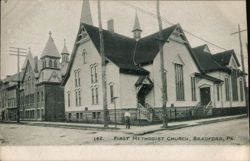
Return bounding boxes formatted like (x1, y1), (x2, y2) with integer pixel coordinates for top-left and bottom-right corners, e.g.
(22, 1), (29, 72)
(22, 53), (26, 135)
(0, 0), (248, 80)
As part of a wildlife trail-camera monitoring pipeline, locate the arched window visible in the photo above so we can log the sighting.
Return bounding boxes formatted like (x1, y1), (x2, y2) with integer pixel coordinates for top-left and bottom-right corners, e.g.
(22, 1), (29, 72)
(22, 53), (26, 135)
(54, 60), (57, 68)
(49, 59), (52, 68)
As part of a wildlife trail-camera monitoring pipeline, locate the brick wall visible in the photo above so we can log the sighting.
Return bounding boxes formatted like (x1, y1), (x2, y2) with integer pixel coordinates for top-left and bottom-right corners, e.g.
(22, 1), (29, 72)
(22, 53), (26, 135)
(44, 84), (65, 121)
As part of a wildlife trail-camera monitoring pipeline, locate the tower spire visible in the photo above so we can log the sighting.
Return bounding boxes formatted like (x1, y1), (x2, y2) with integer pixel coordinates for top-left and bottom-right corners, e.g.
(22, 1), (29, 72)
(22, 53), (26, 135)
(61, 39), (69, 54)
(132, 11), (142, 41)
(61, 39), (69, 64)
(80, 0), (93, 25)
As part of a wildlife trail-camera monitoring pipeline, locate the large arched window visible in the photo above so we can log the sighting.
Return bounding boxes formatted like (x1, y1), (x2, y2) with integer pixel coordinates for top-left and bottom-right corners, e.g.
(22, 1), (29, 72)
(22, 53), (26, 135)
(54, 60), (57, 68)
(49, 59), (52, 68)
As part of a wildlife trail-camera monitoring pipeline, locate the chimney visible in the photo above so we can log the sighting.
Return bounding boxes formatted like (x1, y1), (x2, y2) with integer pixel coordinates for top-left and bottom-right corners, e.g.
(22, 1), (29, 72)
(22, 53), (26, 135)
(107, 19), (114, 33)
(34, 56), (38, 73)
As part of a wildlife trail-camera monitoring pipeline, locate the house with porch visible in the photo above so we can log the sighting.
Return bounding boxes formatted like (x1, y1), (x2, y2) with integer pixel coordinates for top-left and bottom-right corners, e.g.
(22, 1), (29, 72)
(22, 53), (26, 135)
(62, 0), (246, 124)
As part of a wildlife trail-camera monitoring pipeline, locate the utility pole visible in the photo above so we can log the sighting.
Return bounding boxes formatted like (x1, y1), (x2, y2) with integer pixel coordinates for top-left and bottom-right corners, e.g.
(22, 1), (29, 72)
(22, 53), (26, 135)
(9, 47), (27, 123)
(156, 0), (168, 128)
(98, 0), (109, 128)
(231, 24), (248, 117)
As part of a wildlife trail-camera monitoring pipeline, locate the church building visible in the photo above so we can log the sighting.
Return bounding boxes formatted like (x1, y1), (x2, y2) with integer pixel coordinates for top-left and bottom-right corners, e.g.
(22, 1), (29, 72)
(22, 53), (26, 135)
(62, 0), (246, 124)
(0, 32), (70, 121)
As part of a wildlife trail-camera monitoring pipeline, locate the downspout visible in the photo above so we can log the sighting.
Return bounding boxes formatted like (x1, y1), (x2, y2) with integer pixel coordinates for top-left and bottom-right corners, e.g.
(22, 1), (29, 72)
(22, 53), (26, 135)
(220, 83), (224, 108)
(229, 75), (232, 108)
(213, 83), (216, 107)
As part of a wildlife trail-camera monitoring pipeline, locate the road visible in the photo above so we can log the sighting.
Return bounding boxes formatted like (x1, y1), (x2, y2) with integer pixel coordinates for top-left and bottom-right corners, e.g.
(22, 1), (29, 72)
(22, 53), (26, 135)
(0, 118), (249, 145)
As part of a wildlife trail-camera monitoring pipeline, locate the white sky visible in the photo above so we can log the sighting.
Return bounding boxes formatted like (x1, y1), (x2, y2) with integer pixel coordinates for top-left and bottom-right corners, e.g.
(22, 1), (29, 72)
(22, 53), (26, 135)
(0, 0), (248, 79)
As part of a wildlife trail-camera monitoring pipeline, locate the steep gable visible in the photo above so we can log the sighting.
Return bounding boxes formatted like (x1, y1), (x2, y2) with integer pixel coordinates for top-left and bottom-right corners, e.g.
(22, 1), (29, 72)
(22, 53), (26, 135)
(212, 49), (240, 67)
(22, 60), (37, 82)
(62, 23), (203, 85)
(192, 45), (231, 73)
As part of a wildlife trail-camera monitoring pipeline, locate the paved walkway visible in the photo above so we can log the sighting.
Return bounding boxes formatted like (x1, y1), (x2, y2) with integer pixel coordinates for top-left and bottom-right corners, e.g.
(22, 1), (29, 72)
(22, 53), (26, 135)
(1, 114), (247, 135)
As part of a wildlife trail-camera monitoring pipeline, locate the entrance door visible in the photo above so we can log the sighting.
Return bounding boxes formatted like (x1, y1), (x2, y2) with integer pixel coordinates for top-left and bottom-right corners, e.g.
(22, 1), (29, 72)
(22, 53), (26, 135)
(200, 87), (211, 105)
(138, 93), (146, 106)
(137, 85), (147, 106)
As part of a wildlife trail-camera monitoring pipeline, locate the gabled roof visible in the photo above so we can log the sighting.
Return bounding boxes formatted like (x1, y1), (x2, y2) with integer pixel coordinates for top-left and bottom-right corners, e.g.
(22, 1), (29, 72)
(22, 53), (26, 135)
(21, 60), (37, 82)
(62, 23), (204, 85)
(41, 32), (60, 59)
(83, 23), (149, 75)
(134, 25), (178, 64)
(192, 45), (231, 73)
(212, 49), (240, 67)
(22, 49), (35, 70)
(135, 75), (153, 86)
(3, 72), (24, 86)
(194, 72), (223, 84)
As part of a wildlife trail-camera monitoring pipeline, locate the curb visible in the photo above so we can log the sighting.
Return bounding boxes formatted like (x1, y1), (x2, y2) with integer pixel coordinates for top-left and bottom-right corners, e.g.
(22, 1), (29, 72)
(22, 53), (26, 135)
(25, 122), (121, 131)
(0, 121), (120, 131)
(0, 114), (246, 135)
(129, 115), (247, 135)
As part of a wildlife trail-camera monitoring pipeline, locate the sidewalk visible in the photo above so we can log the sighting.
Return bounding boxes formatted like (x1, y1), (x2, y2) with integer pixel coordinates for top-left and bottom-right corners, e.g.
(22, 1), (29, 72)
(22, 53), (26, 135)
(1, 114), (247, 135)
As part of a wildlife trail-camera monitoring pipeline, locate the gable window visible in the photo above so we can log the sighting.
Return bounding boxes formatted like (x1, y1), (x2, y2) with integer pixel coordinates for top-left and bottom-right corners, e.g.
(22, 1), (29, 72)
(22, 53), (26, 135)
(225, 77), (230, 101)
(191, 77), (196, 101)
(231, 69), (238, 101)
(82, 49), (87, 64)
(239, 78), (244, 101)
(67, 91), (70, 107)
(49, 59), (52, 68)
(175, 64), (185, 101)
(217, 85), (220, 101)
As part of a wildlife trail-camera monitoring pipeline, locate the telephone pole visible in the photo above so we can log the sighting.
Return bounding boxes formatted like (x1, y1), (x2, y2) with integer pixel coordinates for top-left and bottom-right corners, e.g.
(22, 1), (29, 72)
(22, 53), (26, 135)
(9, 47), (27, 123)
(98, 0), (109, 128)
(231, 24), (248, 117)
(156, 0), (168, 128)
